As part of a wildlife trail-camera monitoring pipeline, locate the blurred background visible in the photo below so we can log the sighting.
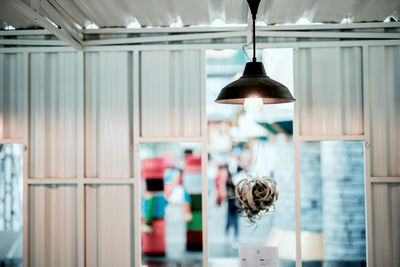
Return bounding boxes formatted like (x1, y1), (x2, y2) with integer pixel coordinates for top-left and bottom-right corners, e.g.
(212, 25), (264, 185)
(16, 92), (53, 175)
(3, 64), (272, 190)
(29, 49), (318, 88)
(206, 48), (296, 267)
(206, 49), (366, 267)
(0, 144), (23, 267)
(137, 48), (367, 267)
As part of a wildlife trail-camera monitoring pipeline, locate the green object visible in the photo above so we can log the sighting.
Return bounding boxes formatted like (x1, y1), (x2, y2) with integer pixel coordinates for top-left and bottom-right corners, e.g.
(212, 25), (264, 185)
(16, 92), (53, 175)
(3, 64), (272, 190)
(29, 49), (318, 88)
(145, 197), (155, 225)
(190, 194), (202, 211)
(187, 211), (202, 230)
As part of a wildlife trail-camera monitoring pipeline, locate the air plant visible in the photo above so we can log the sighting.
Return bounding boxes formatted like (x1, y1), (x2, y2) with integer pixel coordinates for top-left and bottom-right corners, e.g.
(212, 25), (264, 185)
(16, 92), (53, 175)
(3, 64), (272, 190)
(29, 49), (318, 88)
(235, 176), (278, 223)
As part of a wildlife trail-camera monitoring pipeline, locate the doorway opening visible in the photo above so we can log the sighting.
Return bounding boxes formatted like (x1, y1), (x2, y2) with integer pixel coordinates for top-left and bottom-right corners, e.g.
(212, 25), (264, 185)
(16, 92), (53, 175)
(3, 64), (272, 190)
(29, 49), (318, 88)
(206, 48), (295, 266)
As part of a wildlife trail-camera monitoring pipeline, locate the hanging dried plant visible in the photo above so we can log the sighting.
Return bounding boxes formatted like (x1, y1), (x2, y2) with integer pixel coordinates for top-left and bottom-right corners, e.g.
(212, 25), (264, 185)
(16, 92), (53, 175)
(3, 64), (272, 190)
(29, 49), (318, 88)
(235, 176), (278, 223)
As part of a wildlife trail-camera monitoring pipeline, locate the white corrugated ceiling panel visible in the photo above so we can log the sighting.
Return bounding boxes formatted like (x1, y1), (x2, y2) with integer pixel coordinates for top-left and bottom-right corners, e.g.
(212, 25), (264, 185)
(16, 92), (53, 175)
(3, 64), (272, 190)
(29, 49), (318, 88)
(369, 45), (400, 177)
(85, 184), (134, 267)
(351, 0), (400, 23)
(1, 0), (399, 29)
(260, 0), (400, 24)
(140, 50), (202, 137)
(85, 51), (133, 178)
(30, 52), (83, 178)
(0, 53), (25, 140)
(67, 0), (400, 27)
(297, 47), (363, 136)
(371, 183), (400, 267)
(0, 0), (41, 29)
(29, 184), (78, 267)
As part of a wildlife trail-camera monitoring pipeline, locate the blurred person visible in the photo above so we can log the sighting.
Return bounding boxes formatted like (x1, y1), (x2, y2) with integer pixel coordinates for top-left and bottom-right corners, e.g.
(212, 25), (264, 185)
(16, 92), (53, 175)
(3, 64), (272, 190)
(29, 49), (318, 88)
(214, 164), (228, 205)
(232, 148), (252, 185)
(222, 164), (239, 245)
(168, 169), (192, 222)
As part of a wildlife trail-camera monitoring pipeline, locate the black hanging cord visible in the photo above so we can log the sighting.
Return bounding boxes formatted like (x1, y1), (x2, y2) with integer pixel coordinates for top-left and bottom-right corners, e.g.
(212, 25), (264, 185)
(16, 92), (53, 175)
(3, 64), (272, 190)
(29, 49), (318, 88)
(247, 0), (261, 62)
(252, 15), (256, 62)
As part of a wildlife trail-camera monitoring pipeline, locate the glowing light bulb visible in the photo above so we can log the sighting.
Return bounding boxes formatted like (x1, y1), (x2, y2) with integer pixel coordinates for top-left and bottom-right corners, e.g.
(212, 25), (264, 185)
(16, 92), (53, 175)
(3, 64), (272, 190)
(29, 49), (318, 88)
(244, 98), (263, 115)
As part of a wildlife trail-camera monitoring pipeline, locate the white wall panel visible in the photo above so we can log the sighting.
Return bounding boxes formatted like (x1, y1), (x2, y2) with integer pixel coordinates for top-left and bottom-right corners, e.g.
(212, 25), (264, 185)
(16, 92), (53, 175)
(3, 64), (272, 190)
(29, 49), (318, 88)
(29, 185), (78, 267)
(30, 52), (82, 178)
(140, 50), (201, 137)
(371, 183), (400, 267)
(85, 52), (133, 178)
(0, 53), (25, 140)
(297, 47), (363, 136)
(85, 184), (134, 267)
(369, 46), (400, 177)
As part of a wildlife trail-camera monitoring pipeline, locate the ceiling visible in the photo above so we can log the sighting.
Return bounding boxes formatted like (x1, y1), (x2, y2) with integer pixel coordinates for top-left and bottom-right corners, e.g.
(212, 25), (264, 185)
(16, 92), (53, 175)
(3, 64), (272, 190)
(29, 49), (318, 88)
(1, 0), (400, 30)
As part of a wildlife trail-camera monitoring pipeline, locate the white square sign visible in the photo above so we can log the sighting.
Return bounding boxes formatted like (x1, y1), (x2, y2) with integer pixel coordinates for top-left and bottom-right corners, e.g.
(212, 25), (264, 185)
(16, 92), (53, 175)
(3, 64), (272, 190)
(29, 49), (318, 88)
(239, 246), (278, 267)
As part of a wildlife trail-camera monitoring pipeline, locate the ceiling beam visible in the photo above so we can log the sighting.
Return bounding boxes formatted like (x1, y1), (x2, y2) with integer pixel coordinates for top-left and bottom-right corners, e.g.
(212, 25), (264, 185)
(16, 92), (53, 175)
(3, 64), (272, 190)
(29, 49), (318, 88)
(257, 21), (400, 31)
(83, 31), (247, 46)
(82, 22), (400, 35)
(0, 29), (51, 36)
(3, 0), (82, 50)
(0, 39), (65, 45)
(83, 30), (400, 46)
(40, 0), (83, 39)
(83, 26), (248, 34)
(46, 0), (81, 29)
(256, 31), (400, 39)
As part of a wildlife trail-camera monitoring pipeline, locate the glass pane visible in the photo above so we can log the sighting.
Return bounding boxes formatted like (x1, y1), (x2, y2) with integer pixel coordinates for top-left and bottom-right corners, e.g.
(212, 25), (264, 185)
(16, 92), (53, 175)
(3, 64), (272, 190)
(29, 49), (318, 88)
(0, 144), (23, 267)
(300, 141), (366, 267)
(140, 143), (203, 266)
(207, 49), (295, 267)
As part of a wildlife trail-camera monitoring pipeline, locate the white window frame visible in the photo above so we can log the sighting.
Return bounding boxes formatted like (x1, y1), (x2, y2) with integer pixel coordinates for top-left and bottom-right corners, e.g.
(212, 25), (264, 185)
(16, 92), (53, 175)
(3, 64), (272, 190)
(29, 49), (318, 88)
(0, 36), (399, 267)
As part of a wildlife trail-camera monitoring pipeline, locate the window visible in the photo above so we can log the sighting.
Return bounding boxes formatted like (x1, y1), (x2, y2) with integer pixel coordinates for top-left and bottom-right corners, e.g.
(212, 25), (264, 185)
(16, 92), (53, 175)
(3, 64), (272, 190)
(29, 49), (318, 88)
(140, 143), (203, 266)
(0, 144), (23, 267)
(300, 141), (366, 266)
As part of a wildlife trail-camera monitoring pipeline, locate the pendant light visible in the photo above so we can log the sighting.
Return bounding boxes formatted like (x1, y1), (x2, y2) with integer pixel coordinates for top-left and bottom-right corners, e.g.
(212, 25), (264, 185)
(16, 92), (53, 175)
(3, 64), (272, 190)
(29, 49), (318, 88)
(215, 0), (295, 105)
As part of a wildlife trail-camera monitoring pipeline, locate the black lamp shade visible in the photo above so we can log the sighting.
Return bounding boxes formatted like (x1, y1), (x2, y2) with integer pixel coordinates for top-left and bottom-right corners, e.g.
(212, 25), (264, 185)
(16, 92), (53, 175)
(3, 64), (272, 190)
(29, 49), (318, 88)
(215, 61), (296, 104)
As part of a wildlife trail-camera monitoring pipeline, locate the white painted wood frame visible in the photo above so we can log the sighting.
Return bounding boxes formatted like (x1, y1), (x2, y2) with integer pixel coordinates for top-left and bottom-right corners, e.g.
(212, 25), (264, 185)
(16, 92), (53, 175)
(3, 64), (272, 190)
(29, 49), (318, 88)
(0, 35), (399, 267)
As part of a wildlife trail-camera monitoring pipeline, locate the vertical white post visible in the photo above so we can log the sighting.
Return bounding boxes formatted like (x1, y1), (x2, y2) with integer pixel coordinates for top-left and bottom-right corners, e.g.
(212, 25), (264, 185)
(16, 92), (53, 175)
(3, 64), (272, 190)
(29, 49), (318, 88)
(200, 49), (209, 267)
(362, 45), (374, 267)
(0, 53), (3, 140)
(22, 51), (29, 267)
(77, 51), (85, 267)
(293, 47), (302, 267)
(133, 50), (141, 267)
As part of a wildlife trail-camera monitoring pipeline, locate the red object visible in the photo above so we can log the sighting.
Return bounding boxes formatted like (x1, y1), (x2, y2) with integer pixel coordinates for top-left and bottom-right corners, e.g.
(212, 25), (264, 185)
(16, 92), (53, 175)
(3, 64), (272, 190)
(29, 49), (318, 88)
(164, 182), (173, 199)
(177, 171), (183, 185)
(161, 153), (175, 169)
(214, 164), (228, 205)
(186, 230), (202, 243)
(141, 158), (165, 179)
(142, 218), (166, 254)
(186, 229), (203, 251)
(184, 154), (201, 173)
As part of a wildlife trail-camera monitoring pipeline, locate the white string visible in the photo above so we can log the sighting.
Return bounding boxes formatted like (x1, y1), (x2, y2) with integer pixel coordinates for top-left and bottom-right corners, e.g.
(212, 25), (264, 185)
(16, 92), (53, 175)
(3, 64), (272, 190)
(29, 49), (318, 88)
(254, 109), (264, 178)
